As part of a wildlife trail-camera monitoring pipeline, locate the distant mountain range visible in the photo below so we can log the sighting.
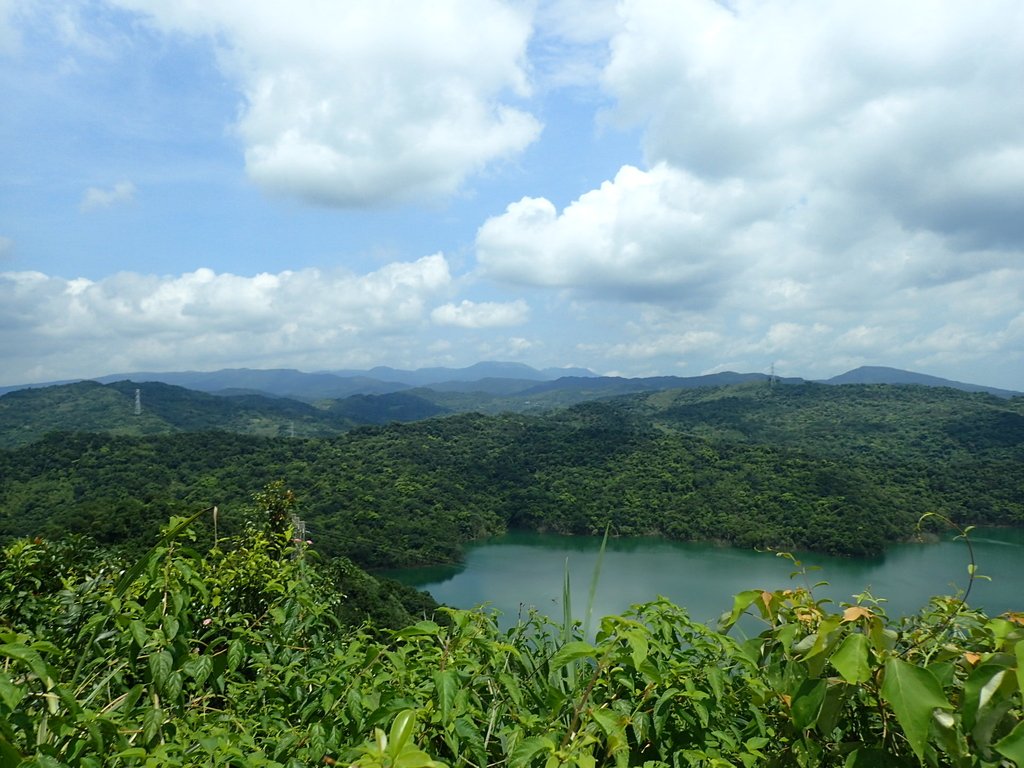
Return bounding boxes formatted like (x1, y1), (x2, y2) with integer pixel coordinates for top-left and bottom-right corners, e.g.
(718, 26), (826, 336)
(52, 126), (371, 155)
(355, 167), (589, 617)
(0, 362), (598, 400)
(0, 362), (603, 448)
(0, 362), (1018, 407)
(0, 362), (1019, 449)
(324, 361), (598, 387)
(818, 366), (1021, 398)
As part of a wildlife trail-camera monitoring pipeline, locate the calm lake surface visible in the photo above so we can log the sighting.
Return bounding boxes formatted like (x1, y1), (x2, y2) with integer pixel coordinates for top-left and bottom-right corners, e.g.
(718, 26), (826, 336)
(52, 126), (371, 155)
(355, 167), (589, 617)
(387, 528), (1024, 630)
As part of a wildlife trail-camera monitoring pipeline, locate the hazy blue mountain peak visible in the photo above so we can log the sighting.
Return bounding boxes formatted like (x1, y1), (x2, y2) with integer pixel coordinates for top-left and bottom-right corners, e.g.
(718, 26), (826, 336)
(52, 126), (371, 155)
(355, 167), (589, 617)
(822, 366), (1020, 398)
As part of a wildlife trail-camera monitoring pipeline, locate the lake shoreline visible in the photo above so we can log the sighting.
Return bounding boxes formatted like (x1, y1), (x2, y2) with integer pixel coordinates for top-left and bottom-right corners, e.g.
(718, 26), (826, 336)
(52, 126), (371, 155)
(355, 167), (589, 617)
(383, 527), (1023, 628)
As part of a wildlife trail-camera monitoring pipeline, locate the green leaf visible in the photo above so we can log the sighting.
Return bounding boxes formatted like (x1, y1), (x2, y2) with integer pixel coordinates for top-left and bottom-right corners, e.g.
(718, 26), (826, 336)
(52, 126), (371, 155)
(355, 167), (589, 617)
(509, 735), (556, 768)
(963, 660), (1014, 731)
(963, 664), (1016, 752)
(163, 616), (179, 642)
(114, 747), (148, 759)
(0, 733), (23, 768)
(927, 661), (955, 688)
(0, 643), (51, 681)
(184, 655), (213, 688)
(452, 716), (486, 764)
(994, 719), (1024, 765)
(24, 757), (69, 768)
(816, 682), (847, 736)
(149, 649), (172, 688)
(85, 719), (104, 753)
(932, 710), (967, 763)
(723, 590), (763, 629)
(791, 678), (827, 730)
(121, 683), (144, 714)
(227, 639), (244, 672)
(591, 707), (628, 758)
(623, 629), (649, 671)
(0, 671), (25, 711)
(880, 658), (951, 762)
(29, 641), (60, 656)
(549, 641), (597, 672)
(129, 620), (149, 650)
(986, 618), (1016, 646)
(434, 670), (458, 722)
(802, 616), (843, 660)
(389, 710), (417, 755)
(163, 670), (183, 705)
(844, 747), (894, 766)
(394, 749), (443, 768)
(1015, 638), (1024, 698)
(707, 666), (726, 704)
(394, 621), (440, 638)
(830, 633), (871, 684)
(142, 706), (164, 744)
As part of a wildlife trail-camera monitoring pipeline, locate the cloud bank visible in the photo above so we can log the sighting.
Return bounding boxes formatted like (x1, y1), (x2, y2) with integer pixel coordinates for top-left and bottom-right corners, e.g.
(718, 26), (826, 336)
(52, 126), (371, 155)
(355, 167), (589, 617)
(602, 0), (1024, 248)
(470, 0), (1024, 385)
(0, 255), (456, 382)
(112, 0), (541, 206)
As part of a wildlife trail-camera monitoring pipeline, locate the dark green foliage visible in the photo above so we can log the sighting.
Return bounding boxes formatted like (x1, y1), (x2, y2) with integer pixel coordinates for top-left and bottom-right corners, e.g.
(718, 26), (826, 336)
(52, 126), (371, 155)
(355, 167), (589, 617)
(321, 557), (444, 630)
(325, 392), (449, 424)
(0, 381), (170, 446)
(2, 383), (1022, 566)
(1, 506), (1021, 766)
(0, 380), (451, 449)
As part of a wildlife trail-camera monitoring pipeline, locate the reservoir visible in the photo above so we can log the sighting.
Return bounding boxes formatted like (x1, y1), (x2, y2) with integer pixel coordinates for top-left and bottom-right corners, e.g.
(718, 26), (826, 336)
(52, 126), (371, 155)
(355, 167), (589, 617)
(388, 527), (1024, 630)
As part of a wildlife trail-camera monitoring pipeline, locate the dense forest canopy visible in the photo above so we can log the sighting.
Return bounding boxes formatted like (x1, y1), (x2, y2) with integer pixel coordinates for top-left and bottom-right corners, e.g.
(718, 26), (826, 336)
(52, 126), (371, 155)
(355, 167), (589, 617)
(0, 380), (450, 449)
(1, 382), (1021, 566)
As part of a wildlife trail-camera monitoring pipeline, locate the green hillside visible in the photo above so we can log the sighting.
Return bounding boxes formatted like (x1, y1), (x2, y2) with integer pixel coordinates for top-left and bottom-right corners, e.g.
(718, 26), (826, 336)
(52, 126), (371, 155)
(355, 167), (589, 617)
(0, 380), (448, 448)
(1, 382), (1020, 566)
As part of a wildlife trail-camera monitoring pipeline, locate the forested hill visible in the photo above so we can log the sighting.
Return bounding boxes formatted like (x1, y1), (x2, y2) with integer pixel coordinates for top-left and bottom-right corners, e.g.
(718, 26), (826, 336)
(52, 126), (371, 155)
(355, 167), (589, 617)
(641, 382), (1024, 461)
(1, 381), (1021, 566)
(3, 367), (1019, 449)
(0, 379), (447, 448)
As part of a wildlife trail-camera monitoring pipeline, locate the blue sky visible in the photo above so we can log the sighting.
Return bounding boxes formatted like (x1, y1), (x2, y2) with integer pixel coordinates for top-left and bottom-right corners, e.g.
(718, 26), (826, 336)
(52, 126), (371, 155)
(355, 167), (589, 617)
(1, 0), (1022, 389)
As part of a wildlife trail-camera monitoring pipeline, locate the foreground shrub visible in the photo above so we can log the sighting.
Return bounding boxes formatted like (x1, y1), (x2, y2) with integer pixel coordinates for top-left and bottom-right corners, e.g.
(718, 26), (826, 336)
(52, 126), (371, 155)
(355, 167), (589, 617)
(1, 497), (1022, 766)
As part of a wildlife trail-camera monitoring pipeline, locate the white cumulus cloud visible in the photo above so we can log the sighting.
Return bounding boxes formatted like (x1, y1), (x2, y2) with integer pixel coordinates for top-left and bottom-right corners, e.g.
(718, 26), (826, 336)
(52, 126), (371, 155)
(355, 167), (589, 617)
(431, 299), (529, 328)
(603, 0), (1024, 248)
(80, 180), (136, 212)
(111, 0), (541, 206)
(0, 254), (453, 383)
(471, 1), (1024, 387)
(476, 163), (762, 304)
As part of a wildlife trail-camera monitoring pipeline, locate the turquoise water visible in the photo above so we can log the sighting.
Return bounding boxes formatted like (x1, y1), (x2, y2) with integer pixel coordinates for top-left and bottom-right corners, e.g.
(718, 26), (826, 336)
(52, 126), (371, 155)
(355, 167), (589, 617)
(386, 528), (1024, 629)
